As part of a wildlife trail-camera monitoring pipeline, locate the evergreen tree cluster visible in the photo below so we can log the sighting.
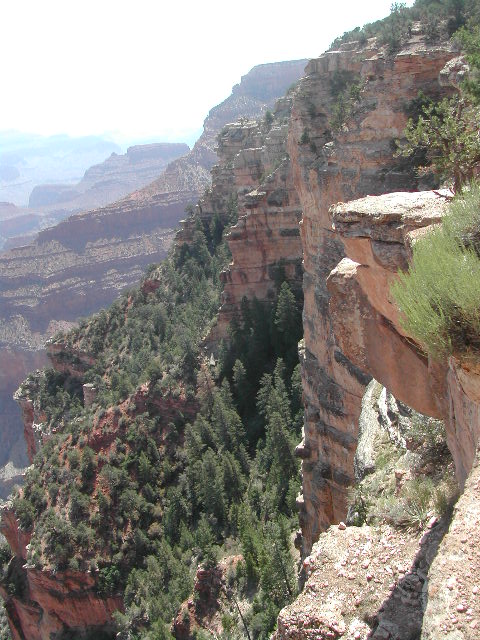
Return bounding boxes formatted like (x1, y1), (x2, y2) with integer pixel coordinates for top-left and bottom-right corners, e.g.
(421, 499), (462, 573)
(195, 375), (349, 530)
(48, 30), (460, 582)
(8, 203), (304, 640)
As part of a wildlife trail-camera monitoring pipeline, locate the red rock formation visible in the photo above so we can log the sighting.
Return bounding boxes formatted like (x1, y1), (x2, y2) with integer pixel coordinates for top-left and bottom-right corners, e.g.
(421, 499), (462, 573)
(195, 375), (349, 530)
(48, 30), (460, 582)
(0, 60), (307, 501)
(0, 327), (200, 638)
(327, 190), (449, 419)
(0, 505), (31, 559)
(288, 36), (456, 554)
(328, 190), (480, 489)
(446, 359), (480, 487)
(190, 95), (304, 345)
(0, 562), (122, 640)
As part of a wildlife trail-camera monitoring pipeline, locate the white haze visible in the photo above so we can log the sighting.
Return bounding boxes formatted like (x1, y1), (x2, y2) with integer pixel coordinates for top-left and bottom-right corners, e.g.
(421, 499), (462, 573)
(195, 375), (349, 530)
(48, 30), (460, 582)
(1, 0), (413, 146)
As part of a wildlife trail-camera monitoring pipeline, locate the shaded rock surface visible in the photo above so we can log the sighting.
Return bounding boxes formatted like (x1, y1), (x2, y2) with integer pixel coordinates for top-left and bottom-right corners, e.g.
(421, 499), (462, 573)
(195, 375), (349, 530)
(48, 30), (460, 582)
(329, 189), (480, 489)
(180, 93), (305, 346)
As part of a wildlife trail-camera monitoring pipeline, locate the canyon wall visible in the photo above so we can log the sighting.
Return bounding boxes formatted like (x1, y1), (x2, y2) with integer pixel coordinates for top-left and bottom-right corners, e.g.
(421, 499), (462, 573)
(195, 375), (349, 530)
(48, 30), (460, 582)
(288, 34), (455, 554)
(0, 59), (307, 501)
(177, 93), (304, 345)
(329, 189), (480, 489)
(276, 187), (480, 640)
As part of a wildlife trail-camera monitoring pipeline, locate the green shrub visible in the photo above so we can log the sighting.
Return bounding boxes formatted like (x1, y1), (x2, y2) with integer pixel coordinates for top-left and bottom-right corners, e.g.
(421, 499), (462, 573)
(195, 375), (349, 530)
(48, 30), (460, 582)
(328, 71), (362, 132)
(378, 2), (412, 54)
(396, 96), (480, 192)
(299, 128), (310, 145)
(391, 183), (480, 360)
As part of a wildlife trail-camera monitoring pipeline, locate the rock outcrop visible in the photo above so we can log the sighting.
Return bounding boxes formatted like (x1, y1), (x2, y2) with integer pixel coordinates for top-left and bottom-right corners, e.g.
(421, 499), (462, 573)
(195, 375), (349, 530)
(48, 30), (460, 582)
(173, 556), (243, 640)
(275, 522), (446, 640)
(288, 35), (456, 555)
(181, 94), (304, 344)
(0, 558), (122, 640)
(329, 190), (480, 488)
(422, 450), (480, 639)
(275, 376), (456, 640)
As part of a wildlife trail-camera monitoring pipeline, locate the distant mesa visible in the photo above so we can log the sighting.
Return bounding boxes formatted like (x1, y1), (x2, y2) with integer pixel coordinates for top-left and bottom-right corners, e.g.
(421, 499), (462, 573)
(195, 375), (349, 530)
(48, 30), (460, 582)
(0, 132), (122, 207)
(0, 165), (20, 182)
(28, 142), (190, 210)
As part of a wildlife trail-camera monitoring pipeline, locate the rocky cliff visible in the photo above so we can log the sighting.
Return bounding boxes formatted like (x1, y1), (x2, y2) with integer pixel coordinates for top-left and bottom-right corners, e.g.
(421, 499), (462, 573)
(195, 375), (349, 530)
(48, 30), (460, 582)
(3, 15), (479, 640)
(177, 92), (304, 345)
(275, 185), (480, 639)
(0, 59), (307, 502)
(288, 33), (455, 555)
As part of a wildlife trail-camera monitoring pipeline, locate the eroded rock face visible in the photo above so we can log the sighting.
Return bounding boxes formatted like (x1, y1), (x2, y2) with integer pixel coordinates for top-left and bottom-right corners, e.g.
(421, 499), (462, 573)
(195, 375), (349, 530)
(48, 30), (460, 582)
(195, 96), (304, 344)
(275, 375), (456, 640)
(0, 504), (31, 559)
(0, 561), (122, 640)
(0, 348), (48, 498)
(328, 190), (480, 489)
(172, 555), (244, 640)
(289, 37), (455, 554)
(446, 359), (480, 487)
(1, 364), (199, 639)
(328, 190), (449, 419)
(0, 59), (307, 506)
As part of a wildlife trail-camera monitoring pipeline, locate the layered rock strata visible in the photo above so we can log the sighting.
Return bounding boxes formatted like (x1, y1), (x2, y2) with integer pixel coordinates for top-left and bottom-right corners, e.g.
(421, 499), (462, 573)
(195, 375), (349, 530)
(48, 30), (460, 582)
(180, 94), (305, 345)
(28, 142), (190, 213)
(288, 35), (456, 554)
(0, 559), (122, 640)
(0, 59), (307, 500)
(328, 190), (480, 488)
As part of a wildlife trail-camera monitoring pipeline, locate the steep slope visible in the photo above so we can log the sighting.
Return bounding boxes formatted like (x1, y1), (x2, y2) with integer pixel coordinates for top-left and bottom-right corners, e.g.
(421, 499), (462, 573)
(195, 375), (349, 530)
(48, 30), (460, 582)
(3, 11), (477, 640)
(0, 74), (309, 639)
(0, 59), (307, 501)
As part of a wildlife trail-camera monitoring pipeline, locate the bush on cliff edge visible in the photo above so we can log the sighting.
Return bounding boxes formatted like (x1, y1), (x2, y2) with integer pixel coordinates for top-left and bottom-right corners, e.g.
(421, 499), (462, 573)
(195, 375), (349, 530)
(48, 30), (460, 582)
(391, 182), (480, 360)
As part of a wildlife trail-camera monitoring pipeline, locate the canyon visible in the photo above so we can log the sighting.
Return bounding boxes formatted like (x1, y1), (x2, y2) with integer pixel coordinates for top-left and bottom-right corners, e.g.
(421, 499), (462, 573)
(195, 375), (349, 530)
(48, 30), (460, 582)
(1, 142), (190, 251)
(0, 59), (307, 501)
(2, 16), (480, 640)
(0, 132), (120, 208)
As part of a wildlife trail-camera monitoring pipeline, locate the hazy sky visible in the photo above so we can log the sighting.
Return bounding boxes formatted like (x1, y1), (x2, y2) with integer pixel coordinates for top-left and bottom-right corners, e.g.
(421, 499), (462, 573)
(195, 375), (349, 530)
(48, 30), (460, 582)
(1, 0), (414, 146)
